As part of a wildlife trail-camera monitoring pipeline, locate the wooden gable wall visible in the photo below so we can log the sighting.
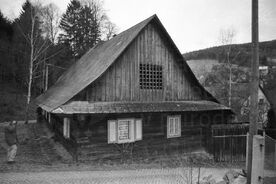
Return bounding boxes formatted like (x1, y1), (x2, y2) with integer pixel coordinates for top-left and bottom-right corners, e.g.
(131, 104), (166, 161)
(84, 22), (205, 102)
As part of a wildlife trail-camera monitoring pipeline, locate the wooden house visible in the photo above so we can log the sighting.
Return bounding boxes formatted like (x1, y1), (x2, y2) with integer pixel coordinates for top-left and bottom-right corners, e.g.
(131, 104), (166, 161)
(36, 15), (232, 161)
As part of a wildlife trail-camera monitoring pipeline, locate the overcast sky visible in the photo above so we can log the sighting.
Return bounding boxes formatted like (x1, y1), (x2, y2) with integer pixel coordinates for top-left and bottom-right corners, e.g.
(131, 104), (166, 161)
(0, 0), (275, 53)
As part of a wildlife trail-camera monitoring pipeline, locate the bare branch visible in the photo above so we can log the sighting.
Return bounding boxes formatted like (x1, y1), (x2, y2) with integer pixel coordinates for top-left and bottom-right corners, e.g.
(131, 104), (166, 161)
(33, 47), (65, 73)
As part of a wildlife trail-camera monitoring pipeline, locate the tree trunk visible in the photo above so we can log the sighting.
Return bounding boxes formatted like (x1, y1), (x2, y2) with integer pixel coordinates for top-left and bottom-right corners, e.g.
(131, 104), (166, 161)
(25, 15), (35, 124)
(228, 51), (232, 108)
(25, 50), (34, 124)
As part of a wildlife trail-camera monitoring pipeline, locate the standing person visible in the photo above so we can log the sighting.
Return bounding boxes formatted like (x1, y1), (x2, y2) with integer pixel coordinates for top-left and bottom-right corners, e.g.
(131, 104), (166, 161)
(4, 120), (18, 163)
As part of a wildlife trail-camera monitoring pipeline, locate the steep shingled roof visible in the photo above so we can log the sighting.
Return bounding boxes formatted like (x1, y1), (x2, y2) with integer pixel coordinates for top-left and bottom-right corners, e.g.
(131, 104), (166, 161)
(36, 14), (219, 112)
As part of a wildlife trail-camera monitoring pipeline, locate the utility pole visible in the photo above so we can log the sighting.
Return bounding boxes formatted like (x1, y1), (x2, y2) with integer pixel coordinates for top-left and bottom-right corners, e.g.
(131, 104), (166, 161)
(45, 64), (49, 91)
(42, 60), (45, 93)
(247, 0), (259, 183)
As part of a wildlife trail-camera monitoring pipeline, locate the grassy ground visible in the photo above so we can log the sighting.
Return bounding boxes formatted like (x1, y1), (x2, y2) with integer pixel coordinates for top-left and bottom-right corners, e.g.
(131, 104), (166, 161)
(265, 177), (276, 184)
(0, 81), (37, 122)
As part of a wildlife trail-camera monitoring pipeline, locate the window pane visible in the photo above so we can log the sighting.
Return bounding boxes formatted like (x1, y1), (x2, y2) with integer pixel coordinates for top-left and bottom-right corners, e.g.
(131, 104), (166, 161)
(167, 116), (181, 138)
(170, 118), (174, 134)
(118, 120), (130, 140)
(174, 120), (178, 134)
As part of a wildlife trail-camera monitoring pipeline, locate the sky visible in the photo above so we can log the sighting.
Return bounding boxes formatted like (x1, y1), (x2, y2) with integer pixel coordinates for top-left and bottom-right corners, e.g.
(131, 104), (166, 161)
(0, 0), (275, 53)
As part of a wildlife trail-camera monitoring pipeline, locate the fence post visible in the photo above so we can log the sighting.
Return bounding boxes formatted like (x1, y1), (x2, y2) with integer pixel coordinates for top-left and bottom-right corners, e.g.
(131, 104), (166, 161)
(246, 133), (249, 169)
(230, 135), (233, 163)
(251, 135), (265, 184)
(275, 139), (276, 170)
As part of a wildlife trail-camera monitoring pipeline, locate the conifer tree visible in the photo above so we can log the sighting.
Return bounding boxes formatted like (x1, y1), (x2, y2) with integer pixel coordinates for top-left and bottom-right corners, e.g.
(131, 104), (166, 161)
(59, 0), (115, 58)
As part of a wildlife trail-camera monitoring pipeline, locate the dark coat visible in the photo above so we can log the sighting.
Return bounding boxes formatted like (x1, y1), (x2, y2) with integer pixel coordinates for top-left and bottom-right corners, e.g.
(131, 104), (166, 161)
(4, 124), (17, 146)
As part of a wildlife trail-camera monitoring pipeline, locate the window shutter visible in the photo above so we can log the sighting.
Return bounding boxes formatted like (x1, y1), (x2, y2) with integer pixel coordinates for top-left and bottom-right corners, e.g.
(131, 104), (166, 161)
(63, 117), (70, 139)
(135, 119), (142, 141)
(48, 113), (51, 123)
(108, 120), (117, 144)
(128, 119), (135, 142)
(175, 117), (180, 135)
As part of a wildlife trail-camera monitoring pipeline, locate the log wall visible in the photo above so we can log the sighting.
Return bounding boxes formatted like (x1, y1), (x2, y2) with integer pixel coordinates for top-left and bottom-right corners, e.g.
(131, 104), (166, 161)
(54, 111), (230, 161)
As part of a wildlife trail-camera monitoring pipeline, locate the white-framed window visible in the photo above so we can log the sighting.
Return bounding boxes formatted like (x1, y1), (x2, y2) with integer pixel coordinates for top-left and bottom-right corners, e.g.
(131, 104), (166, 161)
(108, 118), (142, 144)
(167, 115), (181, 138)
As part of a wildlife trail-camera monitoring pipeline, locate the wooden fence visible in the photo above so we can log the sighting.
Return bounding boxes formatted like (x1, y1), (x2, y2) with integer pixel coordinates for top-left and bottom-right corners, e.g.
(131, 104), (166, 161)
(211, 124), (249, 162)
(264, 133), (276, 170)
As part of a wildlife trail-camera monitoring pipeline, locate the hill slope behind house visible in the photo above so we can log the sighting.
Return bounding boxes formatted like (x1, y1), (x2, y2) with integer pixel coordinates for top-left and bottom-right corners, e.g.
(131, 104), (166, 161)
(183, 39), (276, 66)
(0, 81), (36, 122)
(186, 59), (219, 83)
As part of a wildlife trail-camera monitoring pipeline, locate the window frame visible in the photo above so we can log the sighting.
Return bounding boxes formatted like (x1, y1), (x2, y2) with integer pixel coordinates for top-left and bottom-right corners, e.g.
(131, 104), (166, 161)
(108, 118), (143, 144)
(167, 115), (181, 138)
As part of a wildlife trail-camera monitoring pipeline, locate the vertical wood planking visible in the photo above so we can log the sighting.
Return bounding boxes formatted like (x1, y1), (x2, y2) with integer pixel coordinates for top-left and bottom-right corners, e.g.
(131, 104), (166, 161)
(165, 44), (169, 100)
(121, 54), (126, 100)
(169, 50), (173, 100)
(175, 56), (178, 99)
(180, 62), (184, 99)
(102, 72), (106, 101)
(144, 26), (148, 102)
(140, 29), (145, 101)
(135, 36), (139, 101)
(162, 34), (167, 101)
(115, 59), (120, 101)
(108, 66), (112, 101)
(131, 37), (136, 100)
(106, 68), (111, 101)
(126, 49), (130, 100)
(112, 63), (116, 101)
(149, 25), (153, 101)
(94, 81), (99, 101)
(129, 43), (133, 101)
(172, 52), (175, 100)
(86, 22), (205, 103)
(154, 26), (158, 101)
(138, 32), (142, 101)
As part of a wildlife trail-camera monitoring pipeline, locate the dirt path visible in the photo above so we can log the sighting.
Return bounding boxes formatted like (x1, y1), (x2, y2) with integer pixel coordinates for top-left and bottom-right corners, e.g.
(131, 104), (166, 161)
(0, 168), (235, 184)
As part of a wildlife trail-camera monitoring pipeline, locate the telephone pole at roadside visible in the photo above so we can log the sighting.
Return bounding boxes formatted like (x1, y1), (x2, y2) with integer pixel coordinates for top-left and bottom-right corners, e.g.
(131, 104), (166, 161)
(247, 0), (259, 183)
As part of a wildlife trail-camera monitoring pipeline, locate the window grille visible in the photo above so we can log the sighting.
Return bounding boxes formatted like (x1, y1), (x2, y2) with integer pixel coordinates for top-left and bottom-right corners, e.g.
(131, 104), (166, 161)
(139, 63), (163, 89)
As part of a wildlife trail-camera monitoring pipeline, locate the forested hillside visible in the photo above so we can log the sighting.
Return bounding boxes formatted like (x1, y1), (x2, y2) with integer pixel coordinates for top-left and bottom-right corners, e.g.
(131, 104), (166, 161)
(183, 40), (276, 66)
(0, 0), (117, 122)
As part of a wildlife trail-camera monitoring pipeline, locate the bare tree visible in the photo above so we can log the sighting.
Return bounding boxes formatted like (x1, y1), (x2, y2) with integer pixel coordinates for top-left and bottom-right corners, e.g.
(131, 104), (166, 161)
(40, 3), (61, 43)
(15, 2), (57, 123)
(218, 28), (239, 108)
(103, 21), (118, 40)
